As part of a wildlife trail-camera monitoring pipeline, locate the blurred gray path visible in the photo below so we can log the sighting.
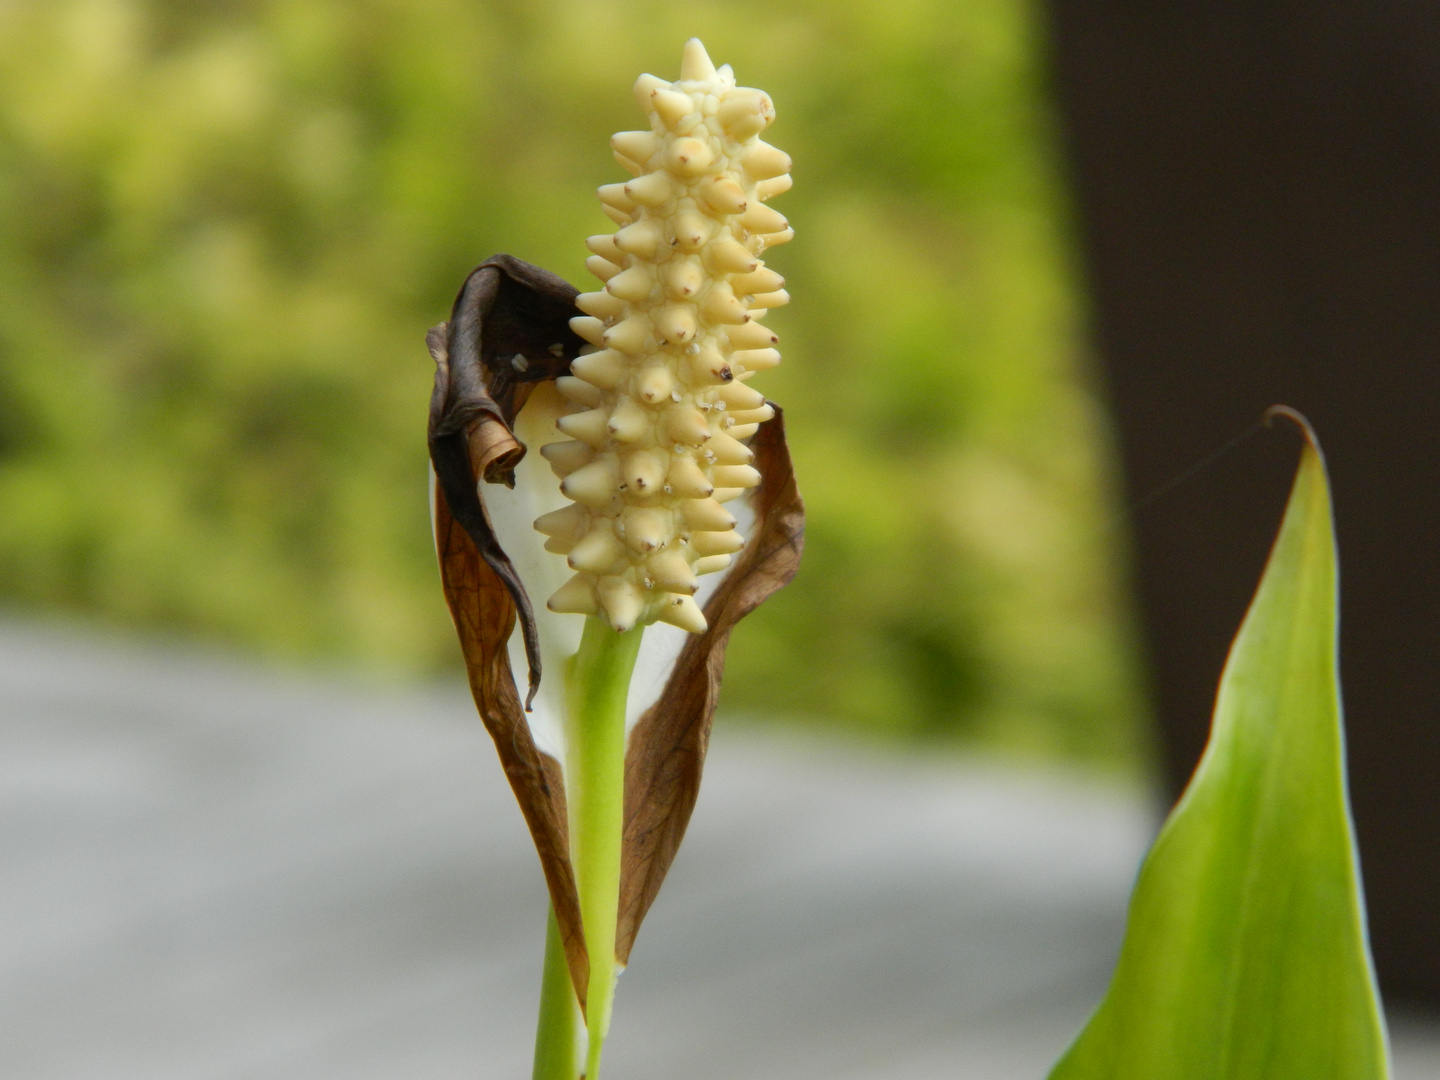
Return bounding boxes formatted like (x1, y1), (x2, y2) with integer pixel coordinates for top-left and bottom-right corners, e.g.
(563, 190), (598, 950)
(0, 620), (1434, 1080)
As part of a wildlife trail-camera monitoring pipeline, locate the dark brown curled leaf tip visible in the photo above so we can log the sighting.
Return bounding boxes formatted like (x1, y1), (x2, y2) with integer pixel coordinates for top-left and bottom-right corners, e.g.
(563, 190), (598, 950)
(427, 255), (587, 709)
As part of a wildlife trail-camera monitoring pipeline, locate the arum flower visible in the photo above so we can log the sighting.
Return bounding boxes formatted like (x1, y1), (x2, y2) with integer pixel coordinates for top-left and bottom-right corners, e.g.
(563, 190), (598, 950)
(426, 39), (802, 1080)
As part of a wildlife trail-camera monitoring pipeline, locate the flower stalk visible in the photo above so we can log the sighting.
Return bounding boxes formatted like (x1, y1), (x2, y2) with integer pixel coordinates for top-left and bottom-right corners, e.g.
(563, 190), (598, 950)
(564, 618), (643, 1077)
(531, 906), (583, 1080)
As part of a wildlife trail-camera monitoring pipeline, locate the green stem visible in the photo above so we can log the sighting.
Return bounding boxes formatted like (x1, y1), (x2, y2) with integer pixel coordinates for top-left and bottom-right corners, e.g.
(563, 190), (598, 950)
(565, 615), (643, 1080)
(532, 905), (583, 1080)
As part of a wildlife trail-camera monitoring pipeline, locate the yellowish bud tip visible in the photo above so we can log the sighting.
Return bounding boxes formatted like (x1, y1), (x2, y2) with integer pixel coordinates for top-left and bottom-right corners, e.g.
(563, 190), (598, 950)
(658, 594), (708, 633)
(680, 38), (717, 82)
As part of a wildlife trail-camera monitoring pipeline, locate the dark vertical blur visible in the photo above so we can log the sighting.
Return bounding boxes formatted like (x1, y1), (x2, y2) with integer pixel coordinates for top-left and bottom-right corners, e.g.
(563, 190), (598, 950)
(1043, 0), (1440, 1007)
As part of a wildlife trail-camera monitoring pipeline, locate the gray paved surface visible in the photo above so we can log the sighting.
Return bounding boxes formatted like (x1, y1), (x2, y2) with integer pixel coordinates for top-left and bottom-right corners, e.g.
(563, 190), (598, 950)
(0, 619), (1435, 1079)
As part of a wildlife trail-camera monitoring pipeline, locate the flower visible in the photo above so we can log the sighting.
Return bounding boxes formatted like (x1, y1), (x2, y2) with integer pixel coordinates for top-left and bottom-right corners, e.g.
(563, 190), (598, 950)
(425, 40), (802, 1072)
(538, 37), (793, 635)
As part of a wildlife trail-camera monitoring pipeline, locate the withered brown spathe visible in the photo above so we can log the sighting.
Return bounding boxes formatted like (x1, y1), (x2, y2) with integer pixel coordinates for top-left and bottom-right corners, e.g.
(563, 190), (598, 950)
(428, 254), (804, 1005)
(427, 254), (584, 708)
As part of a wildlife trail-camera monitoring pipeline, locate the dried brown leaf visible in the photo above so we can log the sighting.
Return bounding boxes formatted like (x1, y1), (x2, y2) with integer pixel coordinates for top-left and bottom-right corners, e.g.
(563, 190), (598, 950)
(428, 255), (590, 999)
(616, 407), (805, 962)
(432, 475), (590, 1000)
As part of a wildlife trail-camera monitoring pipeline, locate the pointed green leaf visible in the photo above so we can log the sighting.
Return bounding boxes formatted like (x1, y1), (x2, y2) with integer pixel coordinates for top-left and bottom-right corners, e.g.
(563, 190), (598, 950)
(1050, 421), (1389, 1080)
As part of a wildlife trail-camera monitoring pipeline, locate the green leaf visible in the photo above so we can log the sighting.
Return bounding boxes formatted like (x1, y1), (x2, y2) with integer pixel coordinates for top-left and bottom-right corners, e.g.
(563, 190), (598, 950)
(1050, 418), (1390, 1080)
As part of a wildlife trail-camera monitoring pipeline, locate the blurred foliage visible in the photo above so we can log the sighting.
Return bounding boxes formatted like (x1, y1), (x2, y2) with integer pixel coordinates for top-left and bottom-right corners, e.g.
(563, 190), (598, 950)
(0, 0), (1145, 762)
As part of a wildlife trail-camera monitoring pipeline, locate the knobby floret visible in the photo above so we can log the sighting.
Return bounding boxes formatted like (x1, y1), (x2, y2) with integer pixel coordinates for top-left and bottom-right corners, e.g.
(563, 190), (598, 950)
(537, 38), (793, 634)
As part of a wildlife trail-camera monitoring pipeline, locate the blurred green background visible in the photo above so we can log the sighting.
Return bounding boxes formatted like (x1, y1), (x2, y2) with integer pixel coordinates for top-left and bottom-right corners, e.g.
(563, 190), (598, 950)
(0, 0), (1145, 764)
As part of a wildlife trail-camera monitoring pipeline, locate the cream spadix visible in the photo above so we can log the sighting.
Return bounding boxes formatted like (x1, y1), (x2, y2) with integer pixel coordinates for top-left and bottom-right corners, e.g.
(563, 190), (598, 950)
(536, 38), (791, 633)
